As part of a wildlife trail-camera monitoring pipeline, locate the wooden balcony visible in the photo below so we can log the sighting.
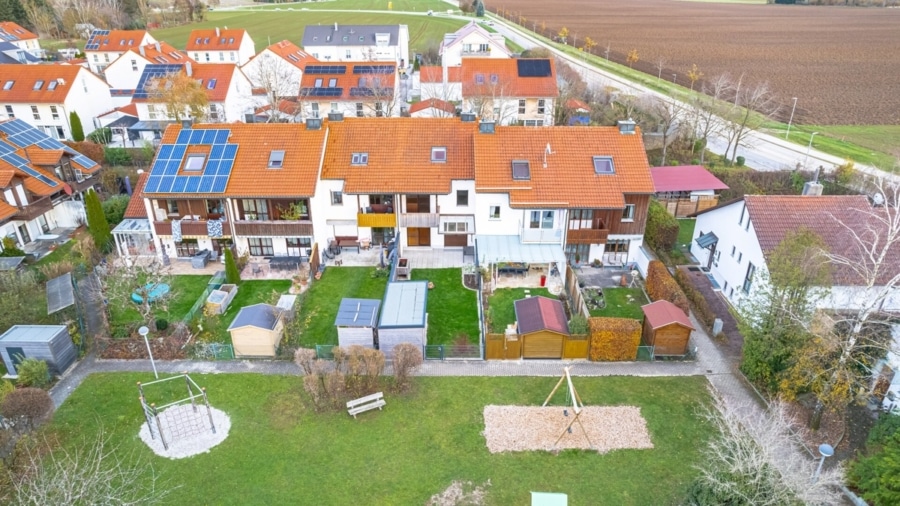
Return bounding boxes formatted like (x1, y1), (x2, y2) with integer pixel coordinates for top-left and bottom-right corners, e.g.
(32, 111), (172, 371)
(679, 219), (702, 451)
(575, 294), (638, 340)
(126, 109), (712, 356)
(398, 213), (440, 228)
(233, 220), (313, 237)
(153, 220), (229, 237)
(16, 196), (54, 221)
(357, 212), (396, 228)
(566, 228), (609, 245)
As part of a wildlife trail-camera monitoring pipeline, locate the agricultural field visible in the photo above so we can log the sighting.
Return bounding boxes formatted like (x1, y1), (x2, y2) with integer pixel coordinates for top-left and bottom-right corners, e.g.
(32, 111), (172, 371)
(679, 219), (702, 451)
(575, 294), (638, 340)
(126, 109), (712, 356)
(505, 0), (900, 126)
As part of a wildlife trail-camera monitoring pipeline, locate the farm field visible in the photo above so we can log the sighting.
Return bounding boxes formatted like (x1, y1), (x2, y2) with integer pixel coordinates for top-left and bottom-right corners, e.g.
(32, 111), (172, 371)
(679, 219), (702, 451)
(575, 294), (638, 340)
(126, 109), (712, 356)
(504, 0), (900, 126)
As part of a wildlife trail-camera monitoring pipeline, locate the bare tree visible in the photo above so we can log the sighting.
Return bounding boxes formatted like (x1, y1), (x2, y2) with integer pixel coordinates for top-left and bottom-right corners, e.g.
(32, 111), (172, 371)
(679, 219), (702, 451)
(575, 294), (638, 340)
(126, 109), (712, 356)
(95, 259), (175, 332)
(720, 79), (780, 163)
(247, 52), (300, 123)
(363, 75), (400, 118)
(654, 56), (667, 83)
(147, 72), (208, 122)
(643, 95), (687, 166)
(689, 73), (732, 163)
(554, 58), (587, 125)
(464, 75), (518, 125)
(21, 0), (58, 38)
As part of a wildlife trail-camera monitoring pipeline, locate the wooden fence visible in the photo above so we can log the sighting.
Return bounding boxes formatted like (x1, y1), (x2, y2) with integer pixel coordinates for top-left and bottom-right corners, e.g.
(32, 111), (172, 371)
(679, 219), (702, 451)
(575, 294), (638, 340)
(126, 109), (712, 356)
(565, 266), (588, 317)
(485, 333), (589, 360)
(309, 243), (320, 277)
(659, 195), (718, 218)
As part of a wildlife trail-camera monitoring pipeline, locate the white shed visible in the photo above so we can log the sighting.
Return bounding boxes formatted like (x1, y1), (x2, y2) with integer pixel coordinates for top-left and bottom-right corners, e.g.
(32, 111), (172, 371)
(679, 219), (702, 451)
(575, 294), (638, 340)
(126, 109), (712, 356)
(227, 304), (284, 358)
(377, 282), (428, 357)
(0, 325), (76, 377)
(335, 298), (381, 349)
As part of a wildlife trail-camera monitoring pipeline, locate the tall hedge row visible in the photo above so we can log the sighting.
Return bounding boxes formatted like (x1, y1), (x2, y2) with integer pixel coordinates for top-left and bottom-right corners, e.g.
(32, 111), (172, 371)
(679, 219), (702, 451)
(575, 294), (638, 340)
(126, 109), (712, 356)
(646, 260), (690, 314)
(674, 268), (716, 330)
(645, 199), (680, 252)
(588, 317), (641, 361)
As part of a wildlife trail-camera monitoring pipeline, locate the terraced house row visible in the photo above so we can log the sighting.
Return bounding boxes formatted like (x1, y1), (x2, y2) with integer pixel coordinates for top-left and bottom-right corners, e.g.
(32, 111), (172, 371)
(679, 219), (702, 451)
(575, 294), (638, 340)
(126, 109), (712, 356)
(120, 116), (653, 273)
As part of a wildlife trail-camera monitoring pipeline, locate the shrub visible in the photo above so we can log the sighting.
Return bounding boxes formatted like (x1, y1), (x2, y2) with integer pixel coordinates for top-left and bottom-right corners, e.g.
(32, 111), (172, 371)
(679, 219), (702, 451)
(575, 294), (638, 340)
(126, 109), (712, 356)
(15, 357), (50, 389)
(849, 413), (900, 506)
(568, 313), (589, 335)
(104, 147), (131, 166)
(87, 127), (111, 143)
(155, 318), (168, 331)
(736, 155), (745, 167)
(101, 194), (130, 226)
(0, 236), (25, 257)
(0, 378), (14, 404)
(646, 260), (690, 314)
(1, 387), (54, 431)
(69, 111), (84, 141)
(392, 342), (423, 391)
(588, 317), (640, 361)
(224, 248), (240, 285)
(645, 200), (680, 252)
(674, 268), (715, 329)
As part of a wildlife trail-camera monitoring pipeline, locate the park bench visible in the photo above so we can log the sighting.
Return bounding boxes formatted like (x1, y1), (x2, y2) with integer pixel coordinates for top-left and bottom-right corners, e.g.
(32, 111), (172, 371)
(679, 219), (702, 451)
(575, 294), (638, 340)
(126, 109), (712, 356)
(347, 392), (386, 419)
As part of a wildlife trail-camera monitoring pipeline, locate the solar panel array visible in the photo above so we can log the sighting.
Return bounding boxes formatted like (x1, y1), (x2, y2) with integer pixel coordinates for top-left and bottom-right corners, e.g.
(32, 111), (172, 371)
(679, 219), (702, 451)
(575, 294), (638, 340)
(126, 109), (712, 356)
(0, 30), (17, 42)
(46, 272), (75, 314)
(84, 29), (110, 51)
(349, 87), (393, 97)
(517, 59), (552, 78)
(305, 65), (347, 75)
(133, 64), (184, 100)
(0, 119), (98, 172)
(143, 129), (236, 194)
(301, 87), (343, 97)
(353, 65), (394, 74)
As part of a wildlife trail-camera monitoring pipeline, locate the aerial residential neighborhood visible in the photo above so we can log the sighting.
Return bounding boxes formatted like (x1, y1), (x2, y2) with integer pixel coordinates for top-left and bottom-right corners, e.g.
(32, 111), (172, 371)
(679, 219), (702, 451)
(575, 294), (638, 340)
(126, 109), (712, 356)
(0, 2), (898, 505)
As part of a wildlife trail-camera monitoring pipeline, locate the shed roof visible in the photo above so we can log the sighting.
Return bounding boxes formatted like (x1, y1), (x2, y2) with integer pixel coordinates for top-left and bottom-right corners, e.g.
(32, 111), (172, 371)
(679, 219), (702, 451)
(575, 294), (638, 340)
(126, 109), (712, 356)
(515, 296), (569, 334)
(650, 165), (729, 193)
(641, 300), (693, 330)
(379, 282), (427, 328)
(0, 325), (67, 343)
(227, 303), (281, 331)
(335, 298), (381, 327)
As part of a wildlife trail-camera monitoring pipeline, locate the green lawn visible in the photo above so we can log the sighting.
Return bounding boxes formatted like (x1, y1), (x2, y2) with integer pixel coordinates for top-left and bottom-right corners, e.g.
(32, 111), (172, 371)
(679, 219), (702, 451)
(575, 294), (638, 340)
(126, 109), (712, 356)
(108, 274), (211, 331)
(676, 219), (696, 248)
(292, 267), (388, 347)
(488, 288), (553, 333)
(214, 279), (292, 340)
(151, 10), (467, 56)
(50, 373), (713, 505)
(30, 239), (77, 269)
(410, 268), (479, 345)
(587, 287), (648, 320)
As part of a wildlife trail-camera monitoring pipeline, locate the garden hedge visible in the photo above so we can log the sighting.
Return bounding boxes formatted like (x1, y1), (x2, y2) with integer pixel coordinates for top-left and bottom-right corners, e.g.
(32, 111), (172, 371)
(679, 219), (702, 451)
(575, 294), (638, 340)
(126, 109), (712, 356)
(646, 260), (690, 314)
(645, 199), (680, 252)
(588, 317), (641, 361)
(674, 268), (716, 329)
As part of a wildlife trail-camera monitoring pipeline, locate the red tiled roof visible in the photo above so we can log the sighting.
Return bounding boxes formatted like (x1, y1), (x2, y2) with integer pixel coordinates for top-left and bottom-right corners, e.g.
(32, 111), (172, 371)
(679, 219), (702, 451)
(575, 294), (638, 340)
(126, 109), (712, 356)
(409, 98), (456, 115)
(186, 28), (247, 51)
(0, 65), (85, 103)
(420, 66), (461, 83)
(461, 58), (558, 98)
(474, 126), (654, 208)
(321, 118), (475, 194)
(565, 98), (590, 112)
(191, 63), (237, 102)
(24, 148), (63, 165)
(124, 172), (148, 218)
(0, 200), (16, 222)
(262, 40), (318, 70)
(255, 99), (301, 116)
(129, 41), (192, 64)
(0, 21), (37, 41)
(86, 30), (149, 52)
(117, 103), (138, 116)
(0, 169), (15, 187)
(651, 165), (729, 193)
(299, 62), (396, 101)
(642, 300), (693, 330)
(515, 296), (569, 334)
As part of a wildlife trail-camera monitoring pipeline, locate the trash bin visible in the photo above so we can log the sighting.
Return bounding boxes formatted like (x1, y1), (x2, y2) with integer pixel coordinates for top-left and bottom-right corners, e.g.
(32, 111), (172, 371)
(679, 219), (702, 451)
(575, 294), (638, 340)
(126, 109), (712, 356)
(540, 274), (547, 287)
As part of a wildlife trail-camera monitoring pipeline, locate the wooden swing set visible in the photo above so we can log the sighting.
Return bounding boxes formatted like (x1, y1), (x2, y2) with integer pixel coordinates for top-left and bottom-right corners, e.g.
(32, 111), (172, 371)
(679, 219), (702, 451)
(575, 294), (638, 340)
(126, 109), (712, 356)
(542, 366), (594, 450)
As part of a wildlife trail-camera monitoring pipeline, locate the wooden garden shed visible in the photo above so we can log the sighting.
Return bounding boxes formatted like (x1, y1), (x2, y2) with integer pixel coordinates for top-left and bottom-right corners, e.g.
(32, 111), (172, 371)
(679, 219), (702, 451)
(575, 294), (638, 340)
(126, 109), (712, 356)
(515, 296), (569, 359)
(335, 298), (381, 349)
(641, 300), (694, 356)
(227, 304), (284, 358)
(378, 281), (428, 357)
(0, 325), (76, 376)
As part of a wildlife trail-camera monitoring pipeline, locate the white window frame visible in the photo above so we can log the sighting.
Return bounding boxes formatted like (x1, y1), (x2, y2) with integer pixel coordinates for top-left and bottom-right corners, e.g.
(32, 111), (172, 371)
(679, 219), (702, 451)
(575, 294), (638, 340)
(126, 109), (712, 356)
(622, 204), (636, 222)
(331, 191), (343, 205)
(488, 205), (501, 220)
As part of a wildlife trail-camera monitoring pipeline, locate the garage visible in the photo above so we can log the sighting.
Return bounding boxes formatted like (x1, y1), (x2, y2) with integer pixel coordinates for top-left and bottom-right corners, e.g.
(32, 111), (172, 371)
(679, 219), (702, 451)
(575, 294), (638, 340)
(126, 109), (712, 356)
(516, 296), (569, 359)
(444, 234), (468, 247)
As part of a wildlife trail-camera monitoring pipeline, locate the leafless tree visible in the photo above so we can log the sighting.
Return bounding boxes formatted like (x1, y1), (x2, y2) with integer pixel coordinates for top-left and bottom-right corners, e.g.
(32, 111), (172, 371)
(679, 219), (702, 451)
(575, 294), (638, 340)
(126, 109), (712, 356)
(720, 79), (780, 163)
(246, 53), (300, 123)
(643, 95), (687, 166)
(654, 56), (667, 83)
(363, 75), (401, 118)
(21, 0), (58, 38)
(554, 58), (587, 125)
(94, 258), (175, 332)
(392, 342), (423, 392)
(689, 73), (732, 163)
(464, 75), (518, 125)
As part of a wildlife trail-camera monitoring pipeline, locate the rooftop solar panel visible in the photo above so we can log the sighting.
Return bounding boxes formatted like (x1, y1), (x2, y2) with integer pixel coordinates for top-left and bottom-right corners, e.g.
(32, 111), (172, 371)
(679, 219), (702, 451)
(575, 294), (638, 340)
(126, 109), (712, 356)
(133, 64), (184, 100)
(145, 128), (235, 194)
(304, 65), (347, 75)
(353, 65), (394, 74)
(301, 87), (343, 97)
(517, 59), (552, 78)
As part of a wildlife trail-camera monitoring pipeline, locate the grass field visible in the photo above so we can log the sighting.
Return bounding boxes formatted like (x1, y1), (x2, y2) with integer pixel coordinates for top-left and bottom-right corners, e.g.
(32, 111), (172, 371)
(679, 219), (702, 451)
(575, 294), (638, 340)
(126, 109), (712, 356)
(293, 266), (388, 347)
(587, 287), (647, 320)
(108, 274), (210, 330)
(488, 287), (553, 333)
(50, 373), (713, 505)
(410, 268), (479, 345)
(151, 10), (466, 56)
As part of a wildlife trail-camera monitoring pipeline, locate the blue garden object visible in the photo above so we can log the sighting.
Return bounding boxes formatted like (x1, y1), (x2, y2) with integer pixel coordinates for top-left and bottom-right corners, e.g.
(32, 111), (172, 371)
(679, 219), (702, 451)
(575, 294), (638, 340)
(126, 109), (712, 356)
(131, 283), (170, 304)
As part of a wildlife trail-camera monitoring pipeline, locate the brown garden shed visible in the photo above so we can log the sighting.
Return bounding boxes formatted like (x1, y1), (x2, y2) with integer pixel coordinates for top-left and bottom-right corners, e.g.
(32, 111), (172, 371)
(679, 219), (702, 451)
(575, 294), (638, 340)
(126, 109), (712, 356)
(641, 300), (694, 356)
(515, 296), (570, 359)
(227, 303), (285, 358)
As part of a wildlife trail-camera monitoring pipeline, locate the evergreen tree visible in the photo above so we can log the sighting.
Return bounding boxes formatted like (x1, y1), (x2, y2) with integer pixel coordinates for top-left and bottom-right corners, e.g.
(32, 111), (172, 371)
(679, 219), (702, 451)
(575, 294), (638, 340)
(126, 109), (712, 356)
(475, 0), (485, 17)
(70, 111), (84, 141)
(224, 248), (241, 285)
(0, 0), (29, 27)
(84, 189), (112, 253)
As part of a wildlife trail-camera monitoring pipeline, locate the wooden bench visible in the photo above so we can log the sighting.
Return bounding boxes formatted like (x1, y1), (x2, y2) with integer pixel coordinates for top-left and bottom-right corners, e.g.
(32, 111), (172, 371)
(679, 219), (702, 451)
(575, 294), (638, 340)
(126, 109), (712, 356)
(335, 235), (360, 254)
(347, 392), (386, 418)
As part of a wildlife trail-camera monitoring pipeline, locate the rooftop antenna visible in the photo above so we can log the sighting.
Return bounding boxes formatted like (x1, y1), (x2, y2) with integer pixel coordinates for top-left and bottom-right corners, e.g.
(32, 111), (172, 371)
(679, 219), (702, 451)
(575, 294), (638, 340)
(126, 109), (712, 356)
(543, 142), (554, 168)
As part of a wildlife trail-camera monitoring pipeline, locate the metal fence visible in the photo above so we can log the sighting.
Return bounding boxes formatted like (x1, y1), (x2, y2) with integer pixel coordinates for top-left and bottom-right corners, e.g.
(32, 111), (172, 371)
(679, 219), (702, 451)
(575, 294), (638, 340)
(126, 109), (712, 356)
(316, 344), (336, 359)
(636, 345), (655, 362)
(423, 344), (482, 361)
(195, 343), (234, 360)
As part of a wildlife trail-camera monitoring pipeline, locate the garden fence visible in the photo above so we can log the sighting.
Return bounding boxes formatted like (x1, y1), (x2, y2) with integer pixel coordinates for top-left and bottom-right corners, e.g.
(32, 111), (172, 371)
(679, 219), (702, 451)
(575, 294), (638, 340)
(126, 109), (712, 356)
(195, 342), (234, 360)
(315, 344), (336, 359)
(564, 266), (589, 317)
(423, 344), (482, 361)
(636, 345), (655, 361)
(180, 271), (225, 325)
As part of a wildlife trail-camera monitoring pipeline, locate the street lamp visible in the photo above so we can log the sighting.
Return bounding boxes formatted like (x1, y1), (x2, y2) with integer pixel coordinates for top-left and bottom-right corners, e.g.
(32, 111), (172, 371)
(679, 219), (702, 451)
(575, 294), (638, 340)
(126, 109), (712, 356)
(803, 131), (819, 169)
(138, 326), (158, 379)
(672, 73), (677, 84)
(812, 443), (834, 483)
(785, 97), (798, 139)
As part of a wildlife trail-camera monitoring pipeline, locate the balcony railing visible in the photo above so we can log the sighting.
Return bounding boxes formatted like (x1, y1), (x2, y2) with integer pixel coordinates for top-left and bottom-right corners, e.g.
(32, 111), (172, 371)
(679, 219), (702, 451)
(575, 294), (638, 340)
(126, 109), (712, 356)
(233, 220), (313, 237)
(16, 196), (54, 221)
(153, 220), (229, 237)
(566, 228), (609, 245)
(357, 212), (396, 228)
(398, 213), (440, 228)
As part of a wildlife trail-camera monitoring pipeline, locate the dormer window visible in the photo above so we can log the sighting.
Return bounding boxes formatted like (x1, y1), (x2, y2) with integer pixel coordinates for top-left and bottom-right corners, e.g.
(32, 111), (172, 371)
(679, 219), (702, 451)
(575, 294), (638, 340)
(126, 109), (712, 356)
(33, 80), (43, 90)
(184, 154), (205, 172)
(431, 147), (447, 163)
(351, 153), (368, 165)
(268, 150), (285, 168)
(512, 160), (530, 180)
(592, 156), (614, 174)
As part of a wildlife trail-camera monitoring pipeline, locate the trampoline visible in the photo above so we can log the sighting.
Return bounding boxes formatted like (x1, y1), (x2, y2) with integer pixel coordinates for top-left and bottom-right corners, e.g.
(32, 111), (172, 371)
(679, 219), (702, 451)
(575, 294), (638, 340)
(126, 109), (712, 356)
(132, 283), (170, 304)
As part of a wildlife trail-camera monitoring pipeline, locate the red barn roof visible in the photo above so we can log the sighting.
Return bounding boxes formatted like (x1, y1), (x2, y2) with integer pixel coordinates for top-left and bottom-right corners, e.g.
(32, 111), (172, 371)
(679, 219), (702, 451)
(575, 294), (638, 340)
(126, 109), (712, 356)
(650, 165), (729, 193)
(515, 296), (569, 335)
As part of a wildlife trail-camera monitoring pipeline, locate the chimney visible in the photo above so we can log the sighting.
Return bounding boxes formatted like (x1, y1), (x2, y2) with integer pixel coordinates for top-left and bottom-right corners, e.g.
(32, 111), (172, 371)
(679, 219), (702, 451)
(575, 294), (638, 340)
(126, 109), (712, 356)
(215, 27), (220, 37)
(306, 117), (322, 130)
(139, 46), (145, 57)
(617, 118), (636, 135)
(479, 121), (495, 134)
(802, 182), (824, 196)
(460, 112), (476, 122)
(328, 111), (344, 122)
(155, 42), (160, 52)
(181, 119), (192, 129)
(185, 61), (192, 77)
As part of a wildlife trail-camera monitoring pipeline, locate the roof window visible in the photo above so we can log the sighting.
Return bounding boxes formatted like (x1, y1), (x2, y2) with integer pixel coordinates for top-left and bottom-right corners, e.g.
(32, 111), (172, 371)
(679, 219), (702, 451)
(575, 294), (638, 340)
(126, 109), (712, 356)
(328, 78), (337, 87)
(184, 154), (206, 172)
(475, 73), (484, 84)
(490, 73), (498, 84)
(512, 160), (530, 180)
(47, 81), (57, 90)
(207, 79), (217, 89)
(351, 152), (368, 165)
(592, 156), (614, 174)
(3, 80), (13, 90)
(33, 80), (43, 90)
(431, 147), (447, 163)
(268, 150), (285, 168)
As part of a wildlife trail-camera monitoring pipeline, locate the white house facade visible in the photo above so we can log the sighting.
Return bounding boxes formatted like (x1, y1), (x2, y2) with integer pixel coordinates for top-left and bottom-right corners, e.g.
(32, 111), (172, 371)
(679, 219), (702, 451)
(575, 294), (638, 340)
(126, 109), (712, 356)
(302, 24), (410, 68)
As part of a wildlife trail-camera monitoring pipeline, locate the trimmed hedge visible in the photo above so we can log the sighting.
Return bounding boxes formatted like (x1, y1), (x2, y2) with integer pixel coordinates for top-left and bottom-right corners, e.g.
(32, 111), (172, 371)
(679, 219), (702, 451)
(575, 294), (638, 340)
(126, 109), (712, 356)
(646, 260), (690, 314)
(588, 317), (641, 361)
(645, 199), (679, 252)
(674, 268), (716, 329)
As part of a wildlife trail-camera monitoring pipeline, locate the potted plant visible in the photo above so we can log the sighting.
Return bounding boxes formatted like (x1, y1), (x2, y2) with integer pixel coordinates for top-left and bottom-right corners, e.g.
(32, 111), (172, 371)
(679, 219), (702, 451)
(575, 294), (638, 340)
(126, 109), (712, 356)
(591, 258), (603, 268)
(574, 253), (581, 265)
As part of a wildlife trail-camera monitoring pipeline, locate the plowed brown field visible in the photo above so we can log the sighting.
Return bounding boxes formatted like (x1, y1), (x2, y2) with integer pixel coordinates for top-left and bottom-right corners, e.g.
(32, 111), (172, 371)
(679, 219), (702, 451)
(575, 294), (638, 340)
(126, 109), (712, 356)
(504, 0), (900, 125)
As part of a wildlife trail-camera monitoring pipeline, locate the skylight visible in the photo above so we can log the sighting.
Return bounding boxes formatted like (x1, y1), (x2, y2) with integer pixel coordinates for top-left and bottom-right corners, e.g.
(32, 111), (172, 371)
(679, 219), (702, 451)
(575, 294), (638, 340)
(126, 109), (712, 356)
(512, 160), (530, 180)
(207, 79), (217, 89)
(33, 80), (43, 90)
(48, 81), (57, 90)
(475, 73), (484, 85)
(184, 154), (206, 172)
(351, 152), (368, 165)
(592, 156), (614, 174)
(328, 78), (337, 88)
(431, 147), (447, 163)
(268, 150), (285, 168)
(3, 80), (13, 90)
(490, 73), (498, 84)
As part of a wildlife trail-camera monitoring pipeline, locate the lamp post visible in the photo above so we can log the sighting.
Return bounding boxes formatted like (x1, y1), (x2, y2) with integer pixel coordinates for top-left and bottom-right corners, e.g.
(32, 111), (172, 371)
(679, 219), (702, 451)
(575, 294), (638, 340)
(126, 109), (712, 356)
(803, 131), (819, 169)
(138, 326), (158, 379)
(785, 97), (798, 139)
(812, 443), (834, 483)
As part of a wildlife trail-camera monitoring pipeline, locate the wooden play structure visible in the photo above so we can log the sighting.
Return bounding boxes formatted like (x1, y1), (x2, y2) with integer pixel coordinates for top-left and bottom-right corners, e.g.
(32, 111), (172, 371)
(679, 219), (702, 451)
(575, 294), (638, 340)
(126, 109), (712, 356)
(542, 367), (593, 450)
